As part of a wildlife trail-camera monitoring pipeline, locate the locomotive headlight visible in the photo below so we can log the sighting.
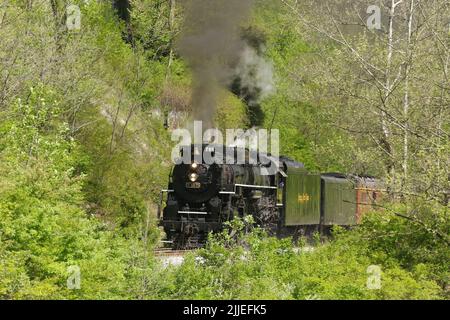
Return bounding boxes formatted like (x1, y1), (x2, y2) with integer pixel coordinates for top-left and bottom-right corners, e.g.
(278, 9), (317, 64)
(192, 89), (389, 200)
(189, 173), (199, 182)
(191, 162), (198, 169)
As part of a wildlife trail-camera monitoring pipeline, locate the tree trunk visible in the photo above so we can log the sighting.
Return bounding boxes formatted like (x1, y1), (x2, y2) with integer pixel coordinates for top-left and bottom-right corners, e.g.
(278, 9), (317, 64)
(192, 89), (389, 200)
(382, 0), (399, 178)
(402, 0), (415, 187)
(166, 0), (176, 81)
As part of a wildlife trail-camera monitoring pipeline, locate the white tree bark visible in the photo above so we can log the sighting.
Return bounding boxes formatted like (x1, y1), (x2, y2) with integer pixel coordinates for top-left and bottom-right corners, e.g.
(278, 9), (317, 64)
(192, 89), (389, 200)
(381, 0), (403, 177)
(402, 0), (415, 185)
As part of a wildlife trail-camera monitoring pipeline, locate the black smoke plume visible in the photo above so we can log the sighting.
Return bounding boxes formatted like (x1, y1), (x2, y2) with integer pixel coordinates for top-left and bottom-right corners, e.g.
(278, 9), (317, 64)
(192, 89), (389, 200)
(177, 0), (274, 129)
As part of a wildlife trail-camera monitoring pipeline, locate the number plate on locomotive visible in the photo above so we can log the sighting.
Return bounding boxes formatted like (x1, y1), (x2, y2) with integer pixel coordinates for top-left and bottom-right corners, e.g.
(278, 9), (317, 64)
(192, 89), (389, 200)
(186, 182), (201, 189)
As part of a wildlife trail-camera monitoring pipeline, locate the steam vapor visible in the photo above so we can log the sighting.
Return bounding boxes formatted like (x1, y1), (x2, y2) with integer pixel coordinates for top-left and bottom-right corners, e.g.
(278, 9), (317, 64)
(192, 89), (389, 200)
(230, 41), (275, 127)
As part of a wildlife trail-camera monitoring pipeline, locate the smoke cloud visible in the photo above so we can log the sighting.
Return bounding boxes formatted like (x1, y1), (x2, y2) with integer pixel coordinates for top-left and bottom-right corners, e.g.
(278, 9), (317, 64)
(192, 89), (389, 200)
(230, 42), (275, 127)
(177, 0), (253, 129)
(177, 0), (274, 129)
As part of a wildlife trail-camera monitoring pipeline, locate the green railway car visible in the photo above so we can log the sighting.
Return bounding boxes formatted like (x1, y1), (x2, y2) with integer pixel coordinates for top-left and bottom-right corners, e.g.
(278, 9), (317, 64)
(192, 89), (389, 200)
(281, 170), (361, 228)
(320, 174), (357, 226)
(283, 166), (321, 226)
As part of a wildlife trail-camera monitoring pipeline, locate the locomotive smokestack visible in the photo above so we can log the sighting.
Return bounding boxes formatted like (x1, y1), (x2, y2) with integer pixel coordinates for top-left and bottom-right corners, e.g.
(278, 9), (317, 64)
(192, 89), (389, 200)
(177, 0), (254, 129)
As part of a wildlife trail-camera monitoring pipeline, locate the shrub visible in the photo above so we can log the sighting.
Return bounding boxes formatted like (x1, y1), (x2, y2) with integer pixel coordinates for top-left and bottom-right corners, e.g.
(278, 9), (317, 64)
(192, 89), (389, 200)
(151, 216), (444, 300)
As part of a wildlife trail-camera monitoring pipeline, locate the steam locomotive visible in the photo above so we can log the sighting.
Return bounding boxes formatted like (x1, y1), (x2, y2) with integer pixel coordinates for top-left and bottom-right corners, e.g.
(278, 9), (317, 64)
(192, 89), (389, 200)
(158, 144), (383, 249)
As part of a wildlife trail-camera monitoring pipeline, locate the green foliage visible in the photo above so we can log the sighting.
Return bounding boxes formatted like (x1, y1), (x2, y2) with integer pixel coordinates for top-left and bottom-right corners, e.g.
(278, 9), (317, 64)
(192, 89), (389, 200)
(357, 204), (449, 293)
(250, 1), (327, 171)
(149, 216), (444, 300)
(0, 87), (158, 299)
(215, 90), (250, 130)
(130, 0), (180, 60)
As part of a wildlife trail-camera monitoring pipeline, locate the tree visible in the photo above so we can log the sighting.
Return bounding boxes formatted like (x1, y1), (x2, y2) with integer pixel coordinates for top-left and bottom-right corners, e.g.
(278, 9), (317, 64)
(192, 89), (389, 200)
(280, 0), (449, 201)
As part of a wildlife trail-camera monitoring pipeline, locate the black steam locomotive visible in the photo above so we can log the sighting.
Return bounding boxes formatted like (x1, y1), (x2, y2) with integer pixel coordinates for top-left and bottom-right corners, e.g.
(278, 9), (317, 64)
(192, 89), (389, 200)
(158, 144), (383, 249)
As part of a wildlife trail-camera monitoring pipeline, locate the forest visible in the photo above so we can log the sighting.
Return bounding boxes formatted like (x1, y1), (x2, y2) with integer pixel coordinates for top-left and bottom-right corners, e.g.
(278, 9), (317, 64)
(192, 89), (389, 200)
(0, 0), (448, 299)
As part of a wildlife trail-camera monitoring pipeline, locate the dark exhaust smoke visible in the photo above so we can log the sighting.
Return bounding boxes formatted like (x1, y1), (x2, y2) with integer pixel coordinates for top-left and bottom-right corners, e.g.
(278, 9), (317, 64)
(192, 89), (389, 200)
(177, 0), (254, 129)
(177, 0), (274, 129)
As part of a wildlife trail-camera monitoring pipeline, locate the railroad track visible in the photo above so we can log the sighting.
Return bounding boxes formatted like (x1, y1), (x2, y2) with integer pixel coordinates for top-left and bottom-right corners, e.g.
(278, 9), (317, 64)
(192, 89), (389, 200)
(154, 249), (194, 257)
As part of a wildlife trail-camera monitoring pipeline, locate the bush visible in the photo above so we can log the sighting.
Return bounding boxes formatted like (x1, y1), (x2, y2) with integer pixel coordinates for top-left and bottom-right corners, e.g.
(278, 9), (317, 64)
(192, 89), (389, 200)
(0, 87), (158, 299)
(357, 204), (449, 295)
(150, 216), (444, 300)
